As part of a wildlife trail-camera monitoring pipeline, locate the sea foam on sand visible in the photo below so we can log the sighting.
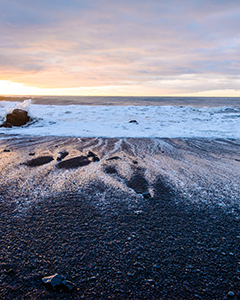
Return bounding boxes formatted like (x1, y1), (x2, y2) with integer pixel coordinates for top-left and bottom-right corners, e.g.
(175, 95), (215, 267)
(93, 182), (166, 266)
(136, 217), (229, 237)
(0, 136), (239, 216)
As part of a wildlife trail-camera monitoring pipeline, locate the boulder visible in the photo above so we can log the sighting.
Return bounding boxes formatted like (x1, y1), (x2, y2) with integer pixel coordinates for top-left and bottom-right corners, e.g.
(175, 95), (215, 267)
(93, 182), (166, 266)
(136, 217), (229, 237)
(0, 109), (30, 127)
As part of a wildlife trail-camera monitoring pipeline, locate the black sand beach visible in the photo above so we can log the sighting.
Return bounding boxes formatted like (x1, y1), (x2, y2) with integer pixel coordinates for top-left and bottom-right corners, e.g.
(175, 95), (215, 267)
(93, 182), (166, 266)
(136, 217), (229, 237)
(0, 136), (240, 299)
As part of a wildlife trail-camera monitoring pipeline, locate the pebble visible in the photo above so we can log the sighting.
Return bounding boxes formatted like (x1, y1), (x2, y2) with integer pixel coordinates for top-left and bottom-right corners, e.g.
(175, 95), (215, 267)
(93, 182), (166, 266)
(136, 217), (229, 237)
(87, 151), (97, 157)
(57, 150), (69, 161)
(6, 268), (15, 275)
(142, 192), (151, 199)
(228, 291), (235, 297)
(134, 210), (143, 215)
(62, 279), (76, 292)
(88, 276), (97, 281)
(129, 120), (139, 124)
(42, 273), (76, 292)
(92, 156), (100, 162)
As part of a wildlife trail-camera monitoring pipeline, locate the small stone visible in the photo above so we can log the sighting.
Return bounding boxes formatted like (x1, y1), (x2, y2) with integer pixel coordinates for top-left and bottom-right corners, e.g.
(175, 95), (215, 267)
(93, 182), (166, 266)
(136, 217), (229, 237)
(88, 276), (97, 281)
(142, 192), (151, 199)
(29, 152), (35, 156)
(61, 279), (76, 292)
(92, 156), (100, 162)
(129, 120), (139, 124)
(42, 273), (65, 291)
(228, 291), (235, 297)
(3, 149), (11, 152)
(106, 156), (121, 161)
(87, 151), (97, 157)
(56, 150), (69, 161)
(134, 210), (143, 215)
(6, 268), (15, 275)
(153, 264), (160, 269)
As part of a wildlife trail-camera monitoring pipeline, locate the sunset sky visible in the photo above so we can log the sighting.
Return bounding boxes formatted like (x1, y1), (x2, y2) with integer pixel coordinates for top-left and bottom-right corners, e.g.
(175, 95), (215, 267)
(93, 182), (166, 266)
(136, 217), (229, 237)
(0, 0), (240, 96)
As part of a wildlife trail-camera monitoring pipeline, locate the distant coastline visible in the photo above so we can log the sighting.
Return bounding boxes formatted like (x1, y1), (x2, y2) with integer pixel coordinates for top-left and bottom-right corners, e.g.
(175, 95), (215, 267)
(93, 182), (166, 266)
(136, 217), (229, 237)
(1, 95), (240, 107)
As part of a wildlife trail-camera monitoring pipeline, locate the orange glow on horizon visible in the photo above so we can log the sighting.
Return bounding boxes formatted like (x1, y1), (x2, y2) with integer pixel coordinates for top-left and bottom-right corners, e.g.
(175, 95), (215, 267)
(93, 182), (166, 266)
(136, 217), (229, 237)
(1, 79), (240, 97)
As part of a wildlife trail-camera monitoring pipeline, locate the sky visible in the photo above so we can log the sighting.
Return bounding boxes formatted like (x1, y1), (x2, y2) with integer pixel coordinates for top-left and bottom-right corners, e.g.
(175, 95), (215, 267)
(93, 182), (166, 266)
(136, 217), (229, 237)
(0, 0), (240, 96)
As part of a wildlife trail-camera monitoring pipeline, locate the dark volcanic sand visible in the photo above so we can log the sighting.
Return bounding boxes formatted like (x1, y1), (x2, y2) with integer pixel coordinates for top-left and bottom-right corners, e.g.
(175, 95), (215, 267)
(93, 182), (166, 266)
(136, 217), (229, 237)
(0, 136), (239, 299)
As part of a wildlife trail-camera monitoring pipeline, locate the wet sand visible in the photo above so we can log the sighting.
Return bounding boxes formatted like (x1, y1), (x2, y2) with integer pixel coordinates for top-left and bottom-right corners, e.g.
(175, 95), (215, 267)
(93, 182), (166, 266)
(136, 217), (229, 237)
(0, 136), (240, 299)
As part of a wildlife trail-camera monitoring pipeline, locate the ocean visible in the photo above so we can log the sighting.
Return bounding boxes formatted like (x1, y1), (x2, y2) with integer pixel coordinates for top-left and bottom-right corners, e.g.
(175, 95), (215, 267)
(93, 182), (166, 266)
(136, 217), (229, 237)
(0, 96), (240, 138)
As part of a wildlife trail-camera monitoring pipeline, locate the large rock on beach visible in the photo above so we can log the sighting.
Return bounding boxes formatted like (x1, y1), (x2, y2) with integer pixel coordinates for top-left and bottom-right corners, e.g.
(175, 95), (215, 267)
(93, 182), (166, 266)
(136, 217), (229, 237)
(0, 109), (30, 127)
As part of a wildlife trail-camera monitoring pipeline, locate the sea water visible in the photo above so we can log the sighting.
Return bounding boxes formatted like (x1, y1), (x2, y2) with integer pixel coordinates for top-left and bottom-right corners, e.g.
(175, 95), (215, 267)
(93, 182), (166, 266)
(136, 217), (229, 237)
(0, 96), (239, 138)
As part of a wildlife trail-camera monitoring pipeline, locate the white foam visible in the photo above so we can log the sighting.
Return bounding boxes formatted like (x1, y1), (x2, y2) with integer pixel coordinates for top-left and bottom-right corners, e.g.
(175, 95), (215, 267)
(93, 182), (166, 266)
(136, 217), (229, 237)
(0, 100), (239, 138)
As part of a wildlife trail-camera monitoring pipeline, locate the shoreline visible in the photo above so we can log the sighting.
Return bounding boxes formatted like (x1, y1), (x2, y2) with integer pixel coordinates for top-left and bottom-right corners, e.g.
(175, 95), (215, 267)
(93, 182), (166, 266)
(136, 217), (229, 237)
(0, 136), (240, 299)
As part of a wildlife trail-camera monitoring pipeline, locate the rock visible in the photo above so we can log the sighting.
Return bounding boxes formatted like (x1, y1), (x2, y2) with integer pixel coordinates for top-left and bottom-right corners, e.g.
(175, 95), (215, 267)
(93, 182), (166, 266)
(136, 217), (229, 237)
(42, 273), (76, 292)
(6, 268), (15, 275)
(0, 122), (12, 128)
(92, 156), (100, 162)
(134, 210), (143, 215)
(29, 152), (35, 156)
(129, 120), (139, 124)
(56, 150), (69, 161)
(61, 279), (76, 292)
(1, 109), (30, 127)
(24, 156), (54, 167)
(86, 151), (100, 161)
(3, 149), (11, 152)
(87, 151), (97, 157)
(228, 291), (235, 298)
(135, 190), (152, 199)
(106, 156), (121, 161)
(142, 192), (151, 199)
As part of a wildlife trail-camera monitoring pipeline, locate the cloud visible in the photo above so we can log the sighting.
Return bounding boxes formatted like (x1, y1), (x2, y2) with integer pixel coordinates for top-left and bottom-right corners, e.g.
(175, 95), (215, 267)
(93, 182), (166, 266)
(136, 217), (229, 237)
(0, 0), (240, 95)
